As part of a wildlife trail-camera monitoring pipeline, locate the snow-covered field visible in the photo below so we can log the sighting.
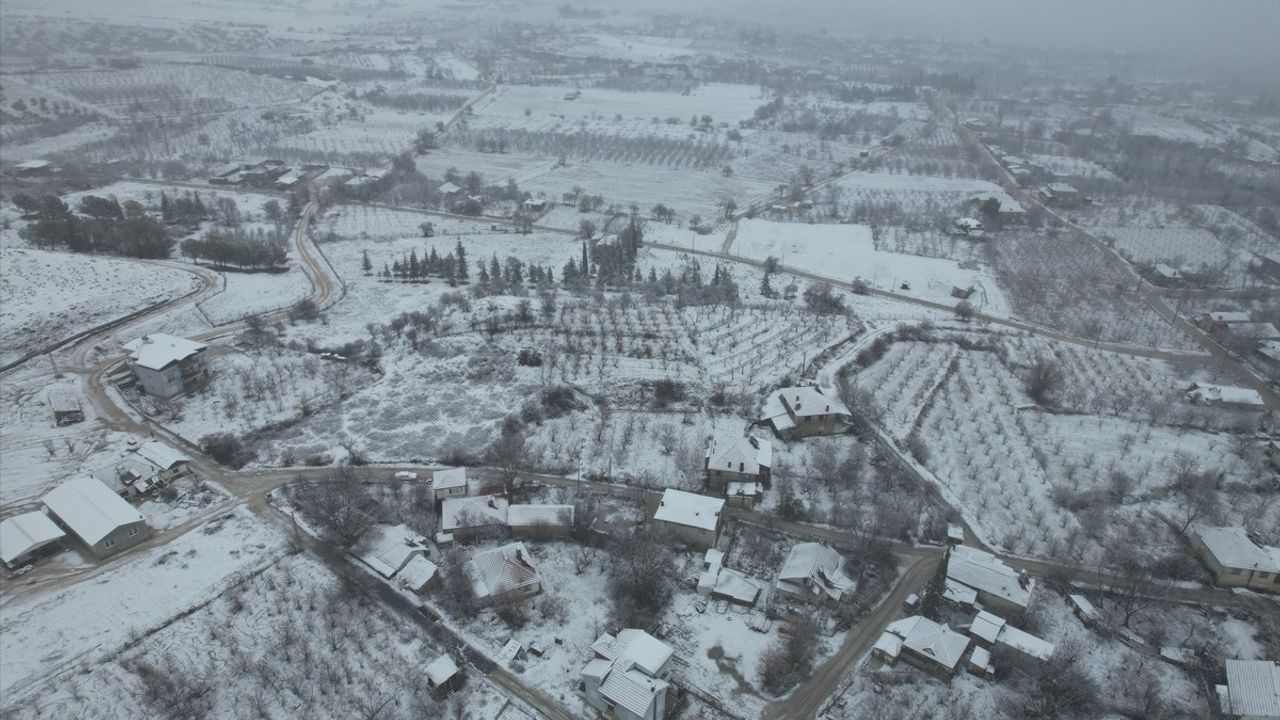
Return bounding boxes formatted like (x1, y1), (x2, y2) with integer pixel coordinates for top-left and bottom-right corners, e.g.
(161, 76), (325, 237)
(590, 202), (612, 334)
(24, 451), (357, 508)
(0, 248), (202, 367)
(730, 219), (1010, 314)
(470, 83), (767, 129)
(196, 262), (314, 325)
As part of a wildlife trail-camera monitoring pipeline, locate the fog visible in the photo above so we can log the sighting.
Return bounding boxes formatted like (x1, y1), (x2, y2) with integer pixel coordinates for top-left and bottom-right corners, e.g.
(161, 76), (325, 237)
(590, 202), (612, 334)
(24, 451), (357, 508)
(643, 0), (1280, 72)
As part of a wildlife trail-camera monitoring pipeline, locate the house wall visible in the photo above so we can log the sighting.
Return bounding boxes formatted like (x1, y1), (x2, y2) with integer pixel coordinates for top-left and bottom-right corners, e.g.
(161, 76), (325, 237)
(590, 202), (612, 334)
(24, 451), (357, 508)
(706, 467), (769, 490)
(510, 524), (570, 539)
(724, 494), (755, 510)
(434, 486), (468, 502)
(654, 519), (718, 549)
(89, 520), (150, 558)
(1189, 534), (1271, 590)
(780, 414), (847, 439)
(478, 580), (542, 606)
(899, 648), (956, 680)
(451, 523), (506, 542)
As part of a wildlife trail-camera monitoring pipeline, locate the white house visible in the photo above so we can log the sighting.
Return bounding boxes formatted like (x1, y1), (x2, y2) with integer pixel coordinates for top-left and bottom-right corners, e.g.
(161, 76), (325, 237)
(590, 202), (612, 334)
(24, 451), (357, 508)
(1191, 526), (1280, 593)
(775, 542), (854, 603)
(352, 523), (429, 578)
(581, 629), (674, 720)
(704, 433), (772, 489)
(652, 489), (724, 549)
(122, 334), (212, 398)
(469, 542), (541, 604)
(440, 495), (509, 540)
(872, 615), (971, 679)
(947, 545), (1035, 614)
(759, 384), (852, 439)
(1216, 659), (1280, 720)
(43, 478), (150, 558)
(432, 467), (468, 503)
(0, 511), (66, 569)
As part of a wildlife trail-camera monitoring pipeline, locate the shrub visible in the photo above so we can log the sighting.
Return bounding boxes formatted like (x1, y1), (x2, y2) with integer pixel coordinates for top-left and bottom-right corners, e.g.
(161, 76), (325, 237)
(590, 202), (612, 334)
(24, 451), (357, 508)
(199, 432), (255, 469)
(516, 348), (543, 366)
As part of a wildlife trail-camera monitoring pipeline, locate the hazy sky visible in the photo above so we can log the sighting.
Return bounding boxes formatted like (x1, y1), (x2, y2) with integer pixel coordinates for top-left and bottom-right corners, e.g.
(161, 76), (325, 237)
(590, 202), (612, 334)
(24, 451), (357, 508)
(670, 0), (1280, 73)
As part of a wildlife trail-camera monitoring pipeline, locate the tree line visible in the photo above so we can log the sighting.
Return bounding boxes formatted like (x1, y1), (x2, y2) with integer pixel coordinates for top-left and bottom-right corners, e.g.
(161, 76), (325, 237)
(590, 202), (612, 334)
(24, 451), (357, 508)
(181, 227), (289, 271)
(15, 193), (173, 259)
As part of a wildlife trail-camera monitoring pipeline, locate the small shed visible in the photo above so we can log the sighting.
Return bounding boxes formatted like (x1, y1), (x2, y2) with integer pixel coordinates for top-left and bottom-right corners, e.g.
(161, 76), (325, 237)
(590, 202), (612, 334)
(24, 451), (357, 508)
(399, 555), (440, 594)
(48, 388), (84, 426)
(426, 655), (463, 698)
(0, 511), (66, 569)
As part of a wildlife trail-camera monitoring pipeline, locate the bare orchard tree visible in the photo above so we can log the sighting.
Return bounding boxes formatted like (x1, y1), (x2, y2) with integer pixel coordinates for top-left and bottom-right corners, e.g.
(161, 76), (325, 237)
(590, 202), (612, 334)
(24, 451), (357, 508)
(437, 547), (476, 616)
(291, 473), (379, 547)
(606, 527), (676, 628)
(1001, 640), (1102, 720)
(489, 416), (527, 494)
(758, 615), (818, 695)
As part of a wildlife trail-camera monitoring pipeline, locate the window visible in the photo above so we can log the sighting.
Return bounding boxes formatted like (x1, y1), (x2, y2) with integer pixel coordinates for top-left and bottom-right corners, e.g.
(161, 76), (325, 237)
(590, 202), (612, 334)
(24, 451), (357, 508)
(127, 527), (139, 538)
(1229, 568), (1242, 575)
(103, 538), (116, 549)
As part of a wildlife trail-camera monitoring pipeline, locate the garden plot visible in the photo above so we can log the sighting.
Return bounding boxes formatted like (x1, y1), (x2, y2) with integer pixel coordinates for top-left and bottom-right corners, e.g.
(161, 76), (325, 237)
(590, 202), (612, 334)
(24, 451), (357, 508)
(1026, 153), (1119, 181)
(21, 63), (316, 119)
(469, 83), (767, 129)
(195, 263), (314, 325)
(269, 105), (456, 163)
(833, 171), (1002, 197)
(416, 147), (558, 184)
(7, 550), (515, 720)
(1096, 226), (1234, 271)
(731, 219), (1010, 314)
(0, 507), (286, 706)
(0, 362), (134, 507)
(563, 33), (698, 61)
(877, 227), (990, 265)
(853, 340), (958, 438)
(0, 247), (201, 367)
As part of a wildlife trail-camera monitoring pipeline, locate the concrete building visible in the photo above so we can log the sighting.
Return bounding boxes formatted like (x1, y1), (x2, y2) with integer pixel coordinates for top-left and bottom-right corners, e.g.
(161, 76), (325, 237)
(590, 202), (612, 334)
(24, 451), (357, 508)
(0, 511), (66, 569)
(469, 542), (541, 605)
(704, 433), (772, 490)
(581, 629), (674, 720)
(43, 478), (150, 558)
(759, 384), (852, 439)
(122, 334), (212, 398)
(432, 467), (469, 503)
(651, 489), (724, 549)
(774, 542), (853, 604)
(1216, 659), (1280, 720)
(1190, 526), (1280, 592)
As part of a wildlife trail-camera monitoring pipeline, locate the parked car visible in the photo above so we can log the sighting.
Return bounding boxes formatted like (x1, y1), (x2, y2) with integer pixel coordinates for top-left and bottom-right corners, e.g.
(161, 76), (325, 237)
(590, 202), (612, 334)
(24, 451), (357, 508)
(393, 471), (418, 481)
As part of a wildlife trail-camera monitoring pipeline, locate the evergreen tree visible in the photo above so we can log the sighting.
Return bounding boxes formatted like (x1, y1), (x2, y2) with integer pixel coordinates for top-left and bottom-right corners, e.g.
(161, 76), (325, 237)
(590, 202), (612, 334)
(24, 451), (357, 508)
(361, 250), (373, 275)
(919, 547), (950, 621)
(159, 192), (172, 223)
(581, 241), (589, 274)
(489, 255), (501, 282)
(455, 240), (468, 280)
(408, 249), (420, 279)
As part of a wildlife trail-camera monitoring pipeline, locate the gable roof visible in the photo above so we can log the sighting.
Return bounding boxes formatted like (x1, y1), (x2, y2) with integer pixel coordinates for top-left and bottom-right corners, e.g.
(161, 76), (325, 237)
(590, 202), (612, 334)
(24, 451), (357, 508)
(969, 610), (1006, 644)
(706, 434), (772, 476)
(0, 511), (66, 565)
(43, 478), (145, 545)
(585, 629), (673, 716)
(884, 616), (970, 671)
(506, 504), (574, 528)
(1223, 659), (1280, 717)
(352, 523), (427, 578)
(433, 467), (467, 490)
(1194, 526), (1280, 574)
(777, 542), (853, 601)
(441, 495), (508, 532)
(122, 334), (207, 371)
(776, 384), (850, 419)
(398, 554), (439, 592)
(653, 489), (723, 532)
(600, 665), (670, 717)
(426, 655), (460, 686)
(469, 542), (539, 599)
(130, 440), (189, 470)
(947, 546), (1033, 610)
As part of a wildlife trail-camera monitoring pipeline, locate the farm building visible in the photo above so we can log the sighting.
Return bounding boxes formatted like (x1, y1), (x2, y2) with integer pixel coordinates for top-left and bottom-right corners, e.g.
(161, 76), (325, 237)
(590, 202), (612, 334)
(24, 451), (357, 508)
(759, 384), (852, 439)
(1042, 182), (1080, 207)
(440, 496), (509, 540)
(774, 542), (854, 603)
(704, 433), (772, 489)
(521, 198), (549, 213)
(0, 511), (66, 569)
(12, 159), (54, 177)
(1225, 323), (1280, 342)
(47, 387), (84, 426)
(398, 555), (439, 594)
(581, 629), (674, 720)
(469, 542), (541, 605)
(651, 489), (724, 549)
(697, 551), (763, 606)
(426, 655), (463, 698)
(122, 334), (212, 398)
(966, 610), (1055, 664)
(872, 615), (971, 679)
(1190, 526), (1280, 592)
(432, 467), (469, 503)
(1215, 659), (1280, 719)
(506, 504), (574, 538)
(1198, 311), (1253, 334)
(438, 181), (465, 200)
(352, 523), (429, 578)
(953, 217), (984, 235)
(724, 481), (763, 509)
(1152, 263), (1184, 285)
(1186, 383), (1266, 410)
(946, 545), (1035, 614)
(42, 478), (150, 558)
(970, 191), (1025, 221)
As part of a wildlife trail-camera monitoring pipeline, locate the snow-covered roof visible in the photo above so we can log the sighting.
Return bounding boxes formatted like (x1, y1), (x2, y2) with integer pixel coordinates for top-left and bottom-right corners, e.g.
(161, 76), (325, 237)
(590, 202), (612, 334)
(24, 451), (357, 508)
(712, 567), (762, 604)
(1194, 526), (1280, 574)
(1153, 263), (1183, 278)
(1186, 383), (1266, 408)
(506, 504), (574, 528)
(601, 666), (670, 718)
(969, 610), (1006, 644)
(469, 542), (539, 599)
(777, 542), (853, 602)
(873, 631), (902, 660)
(47, 387), (82, 413)
(705, 434), (772, 476)
(440, 495), (508, 532)
(943, 578), (979, 606)
(704, 548), (725, 567)
(1204, 311), (1251, 324)
(725, 481), (763, 498)
(589, 629), (674, 679)
(1069, 594), (1100, 620)
(1047, 182), (1078, 193)
(398, 554), (439, 592)
(352, 523), (427, 578)
(999, 624), (1055, 662)
(1222, 660), (1280, 717)
(130, 441), (188, 470)
(15, 159), (52, 170)
(433, 467), (467, 490)
(653, 489), (723, 532)
(1227, 322), (1280, 340)
(42, 478), (145, 545)
(969, 645), (992, 672)
(581, 657), (612, 680)
(0, 511), (65, 566)
(884, 616), (970, 671)
(776, 384), (850, 419)
(1259, 341), (1280, 362)
(122, 334), (208, 371)
(426, 655), (460, 686)
(438, 181), (463, 194)
(947, 546), (1033, 610)
(955, 217), (983, 230)
(971, 191), (1025, 214)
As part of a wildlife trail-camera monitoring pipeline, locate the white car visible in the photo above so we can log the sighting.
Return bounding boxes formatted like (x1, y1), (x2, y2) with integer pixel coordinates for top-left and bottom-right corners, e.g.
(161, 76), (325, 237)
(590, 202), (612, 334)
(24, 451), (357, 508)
(393, 471), (418, 481)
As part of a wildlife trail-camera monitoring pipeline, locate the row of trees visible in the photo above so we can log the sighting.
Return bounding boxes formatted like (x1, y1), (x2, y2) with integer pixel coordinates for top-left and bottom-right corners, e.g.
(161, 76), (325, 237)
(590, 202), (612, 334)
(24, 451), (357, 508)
(16, 193), (173, 258)
(180, 227), (289, 271)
